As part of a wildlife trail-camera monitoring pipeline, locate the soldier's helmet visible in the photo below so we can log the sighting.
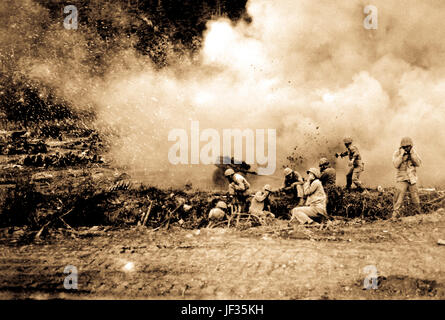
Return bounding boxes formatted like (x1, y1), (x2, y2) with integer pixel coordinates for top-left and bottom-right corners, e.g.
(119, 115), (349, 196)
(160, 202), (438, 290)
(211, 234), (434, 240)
(224, 168), (235, 177)
(343, 137), (353, 144)
(307, 167), (321, 179)
(319, 157), (329, 167)
(400, 137), (413, 147)
(216, 201), (228, 210)
(284, 167), (293, 176)
(254, 191), (264, 201)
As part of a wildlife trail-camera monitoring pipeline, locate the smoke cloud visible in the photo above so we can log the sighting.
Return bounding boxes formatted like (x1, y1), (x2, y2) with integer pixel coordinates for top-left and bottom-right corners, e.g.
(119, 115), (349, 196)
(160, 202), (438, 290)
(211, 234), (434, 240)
(3, 0), (445, 189)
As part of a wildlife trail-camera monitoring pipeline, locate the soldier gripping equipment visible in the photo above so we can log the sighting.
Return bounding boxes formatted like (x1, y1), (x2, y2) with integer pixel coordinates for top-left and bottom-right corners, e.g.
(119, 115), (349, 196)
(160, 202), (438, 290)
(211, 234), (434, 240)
(335, 137), (364, 192)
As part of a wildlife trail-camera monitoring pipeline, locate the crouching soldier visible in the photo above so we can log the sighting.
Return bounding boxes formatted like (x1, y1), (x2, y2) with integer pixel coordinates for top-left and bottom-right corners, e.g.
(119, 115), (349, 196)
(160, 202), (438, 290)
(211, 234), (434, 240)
(249, 184), (275, 219)
(290, 168), (328, 225)
(392, 137), (422, 218)
(209, 201), (227, 220)
(208, 201), (228, 227)
(319, 157), (337, 215)
(279, 167), (305, 206)
(319, 158), (336, 188)
(224, 168), (251, 212)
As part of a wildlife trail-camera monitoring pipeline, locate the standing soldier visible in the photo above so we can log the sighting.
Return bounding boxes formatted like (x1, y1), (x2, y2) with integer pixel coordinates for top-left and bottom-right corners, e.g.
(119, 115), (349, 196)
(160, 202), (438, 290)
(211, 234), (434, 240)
(392, 137), (422, 218)
(335, 137), (364, 192)
(290, 168), (328, 225)
(224, 168), (251, 212)
(279, 167), (305, 206)
(319, 157), (337, 215)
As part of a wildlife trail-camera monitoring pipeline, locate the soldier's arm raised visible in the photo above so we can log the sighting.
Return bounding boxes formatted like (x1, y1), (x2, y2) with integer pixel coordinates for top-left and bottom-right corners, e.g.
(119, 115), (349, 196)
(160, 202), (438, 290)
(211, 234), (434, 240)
(303, 180), (319, 196)
(410, 149), (422, 167)
(392, 149), (404, 169)
(338, 151), (348, 158)
(349, 146), (361, 160)
(231, 176), (245, 191)
(255, 192), (269, 202)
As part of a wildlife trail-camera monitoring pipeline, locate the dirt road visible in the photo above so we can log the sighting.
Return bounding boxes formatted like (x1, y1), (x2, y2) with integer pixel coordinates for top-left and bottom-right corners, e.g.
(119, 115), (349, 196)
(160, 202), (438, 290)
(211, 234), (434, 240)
(0, 210), (444, 300)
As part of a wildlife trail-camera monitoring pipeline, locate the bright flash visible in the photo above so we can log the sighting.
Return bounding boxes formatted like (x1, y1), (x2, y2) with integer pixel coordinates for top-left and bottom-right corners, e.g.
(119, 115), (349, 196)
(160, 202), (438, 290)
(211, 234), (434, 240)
(203, 21), (235, 62)
(194, 91), (213, 105)
(123, 262), (135, 272)
(322, 93), (335, 103)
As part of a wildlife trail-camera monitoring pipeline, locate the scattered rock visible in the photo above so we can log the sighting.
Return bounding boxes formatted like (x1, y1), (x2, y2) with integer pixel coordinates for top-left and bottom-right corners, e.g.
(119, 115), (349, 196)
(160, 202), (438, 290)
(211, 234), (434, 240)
(31, 172), (54, 182)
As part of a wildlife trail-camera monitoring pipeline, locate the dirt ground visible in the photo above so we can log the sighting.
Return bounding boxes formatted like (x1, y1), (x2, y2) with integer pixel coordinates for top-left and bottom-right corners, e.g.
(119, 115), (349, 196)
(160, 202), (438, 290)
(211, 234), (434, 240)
(0, 210), (444, 300)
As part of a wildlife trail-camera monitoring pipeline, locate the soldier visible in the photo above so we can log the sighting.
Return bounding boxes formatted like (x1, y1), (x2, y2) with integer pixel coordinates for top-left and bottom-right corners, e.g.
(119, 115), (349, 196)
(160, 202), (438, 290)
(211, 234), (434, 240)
(249, 184), (275, 219)
(209, 201), (228, 221)
(319, 157), (337, 215)
(290, 168), (328, 225)
(335, 137), (364, 192)
(279, 167), (305, 206)
(392, 137), (422, 218)
(224, 168), (251, 212)
(319, 157), (336, 188)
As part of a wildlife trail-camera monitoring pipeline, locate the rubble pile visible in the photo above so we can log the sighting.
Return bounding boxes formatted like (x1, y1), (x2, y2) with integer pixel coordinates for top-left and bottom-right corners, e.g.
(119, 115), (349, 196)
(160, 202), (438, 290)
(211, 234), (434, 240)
(22, 151), (103, 168)
(2, 174), (445, 235)
(0, 173), (213, 231)
(268, 188), (393, 220)
(95, 188), (221, 229)
(270, 187), (445, 220)
(34, 120), (96, 140)
(0, 126), (444, 234)
(0, 128), (105, 168)
(0, 131), (47, 155)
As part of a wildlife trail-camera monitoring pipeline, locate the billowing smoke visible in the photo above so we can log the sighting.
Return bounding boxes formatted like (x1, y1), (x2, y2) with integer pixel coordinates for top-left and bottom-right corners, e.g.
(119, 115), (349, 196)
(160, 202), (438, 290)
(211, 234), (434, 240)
(3, 0), (445, 189)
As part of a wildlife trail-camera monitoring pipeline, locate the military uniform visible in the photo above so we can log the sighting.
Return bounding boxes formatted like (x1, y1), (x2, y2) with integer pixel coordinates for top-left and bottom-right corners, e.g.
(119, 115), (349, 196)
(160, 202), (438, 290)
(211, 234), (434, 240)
(392, 145), (422, 217)
(320, 167), (336, 189)
(209, 207), (225, 221)
(291, 178), (328, 224)
(228, 172), (251, 212)
(339, 145), (364, 191)
(281, 171), (304, 205)
(319, 166), (337, 215)
(249, 190), (274, 218)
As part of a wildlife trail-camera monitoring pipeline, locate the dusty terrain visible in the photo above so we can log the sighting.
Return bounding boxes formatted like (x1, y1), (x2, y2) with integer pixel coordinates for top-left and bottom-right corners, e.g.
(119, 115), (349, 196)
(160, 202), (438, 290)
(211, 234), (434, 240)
(0, 210), (444, 300)
(3, 0), (445, 302)
(1, 129), (444, 300)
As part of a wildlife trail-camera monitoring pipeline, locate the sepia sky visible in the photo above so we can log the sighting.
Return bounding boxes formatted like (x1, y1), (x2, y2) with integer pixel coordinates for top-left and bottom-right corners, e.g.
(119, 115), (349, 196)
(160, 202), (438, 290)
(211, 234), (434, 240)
(2, 0), (445, 187)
